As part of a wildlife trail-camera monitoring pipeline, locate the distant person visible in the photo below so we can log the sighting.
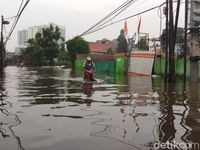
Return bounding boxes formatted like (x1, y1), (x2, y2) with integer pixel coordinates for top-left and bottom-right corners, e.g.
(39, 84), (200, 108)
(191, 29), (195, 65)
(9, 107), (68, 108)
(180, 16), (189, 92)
(83, 56), (96, 81)
(83, 57), (95, 71)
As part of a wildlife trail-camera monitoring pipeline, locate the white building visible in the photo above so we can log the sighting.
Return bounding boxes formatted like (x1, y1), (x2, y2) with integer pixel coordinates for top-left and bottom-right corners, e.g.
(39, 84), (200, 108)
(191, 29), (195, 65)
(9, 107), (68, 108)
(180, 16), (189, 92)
(18, 23), (66, 48)
(18, 29), (28, 48)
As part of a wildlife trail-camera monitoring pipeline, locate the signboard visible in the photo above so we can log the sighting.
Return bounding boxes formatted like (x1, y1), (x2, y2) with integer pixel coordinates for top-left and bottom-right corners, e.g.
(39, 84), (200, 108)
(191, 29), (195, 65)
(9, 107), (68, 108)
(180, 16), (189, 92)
(128, 51), (155, 76)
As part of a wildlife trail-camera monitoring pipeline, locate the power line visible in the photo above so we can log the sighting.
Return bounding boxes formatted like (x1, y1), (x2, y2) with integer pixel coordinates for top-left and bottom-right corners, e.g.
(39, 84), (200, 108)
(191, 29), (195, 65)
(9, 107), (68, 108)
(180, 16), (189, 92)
(4, 15), (18, 20)
(80, 0), (131, 36)
(81, 0), (185, 37)
(7, 0), (25, 39)
(82, 2), (166, 36)
(88, 0), (138, 34)
(80, 0), (136, 36)
(4, 0), (30, 45)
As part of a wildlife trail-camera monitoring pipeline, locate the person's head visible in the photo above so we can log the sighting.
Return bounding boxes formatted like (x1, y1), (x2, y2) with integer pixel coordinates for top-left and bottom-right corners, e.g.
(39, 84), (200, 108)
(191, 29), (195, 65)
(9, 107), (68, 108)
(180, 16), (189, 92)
(86, 56), (92, 62)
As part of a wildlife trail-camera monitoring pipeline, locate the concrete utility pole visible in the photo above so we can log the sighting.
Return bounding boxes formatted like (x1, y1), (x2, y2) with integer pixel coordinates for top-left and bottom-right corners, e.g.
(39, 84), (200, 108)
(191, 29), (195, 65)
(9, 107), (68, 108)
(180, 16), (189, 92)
(164, 0), (181, 83)
(184, 0), (188, 82)
(164, 0), (169, 83)
(0, 15), (9, 72)
(0, 16), (4, 71)
(189, 0), (200, 82)
(168, 0), (176, 82)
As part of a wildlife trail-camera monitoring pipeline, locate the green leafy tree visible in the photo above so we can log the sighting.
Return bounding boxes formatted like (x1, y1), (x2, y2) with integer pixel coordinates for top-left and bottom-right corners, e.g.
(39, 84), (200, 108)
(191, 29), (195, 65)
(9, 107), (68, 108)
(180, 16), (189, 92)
(117, 29), (128, 53)
(138, 37), (149, 50)
(39, 25), (60, 65)
(57, 42), (70, 66)
(21, 24), (64, 66)
(160, 27), (184, 51)
(21, 38), (43, 66)
(67, 36), (89, 66)
(12, 55), (20, 65)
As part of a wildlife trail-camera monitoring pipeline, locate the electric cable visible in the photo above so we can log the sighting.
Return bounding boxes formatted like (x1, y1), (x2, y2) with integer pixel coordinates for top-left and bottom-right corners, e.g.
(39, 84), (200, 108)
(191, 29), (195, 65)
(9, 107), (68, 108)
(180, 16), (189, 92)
(4, 0), (30, 45)
(4, 15), (18, 20)
(80, 0), (135, 36)
(82, 2), (166, 36)
(7, 0), (25, 38)
(81, 0), (186, 37)
(88, 0), (138, 34)
(81, 0), (132, 36)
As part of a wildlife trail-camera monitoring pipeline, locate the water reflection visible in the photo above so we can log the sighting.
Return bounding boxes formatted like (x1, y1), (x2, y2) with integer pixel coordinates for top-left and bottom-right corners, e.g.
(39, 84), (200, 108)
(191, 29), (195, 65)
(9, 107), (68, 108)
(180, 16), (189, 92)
(1, 66), (200, 150)
(154, 80), (200, 149)
(185, 82), (200, 144)
(0, 71), (25, 150)
(0, 72), (9, 138)
(158, 84), (176, 145)
(123, 76), (200, 149)
(16, 67), (72, 105)
(82, 82), (94, 106)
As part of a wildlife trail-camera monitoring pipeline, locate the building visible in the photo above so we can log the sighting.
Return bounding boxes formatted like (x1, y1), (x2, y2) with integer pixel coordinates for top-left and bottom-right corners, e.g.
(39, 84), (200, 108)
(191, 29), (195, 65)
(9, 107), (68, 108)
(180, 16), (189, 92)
(18, 23), (66, 48)
(18, 29), (28, 48)
(89, 39), (118, 54)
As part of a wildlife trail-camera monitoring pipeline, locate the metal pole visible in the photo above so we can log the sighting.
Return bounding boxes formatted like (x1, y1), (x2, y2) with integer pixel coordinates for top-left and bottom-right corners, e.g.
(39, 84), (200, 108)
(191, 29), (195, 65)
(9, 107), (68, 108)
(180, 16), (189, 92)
(0, 15), (4, 71)
(184, 0), (188, 82)
(173, 0), (181, 57)
(173, 0), (181, 47)
(169, 0), (181, 82)
(165, 0), (169, 82)
(168, 0), (176, 82)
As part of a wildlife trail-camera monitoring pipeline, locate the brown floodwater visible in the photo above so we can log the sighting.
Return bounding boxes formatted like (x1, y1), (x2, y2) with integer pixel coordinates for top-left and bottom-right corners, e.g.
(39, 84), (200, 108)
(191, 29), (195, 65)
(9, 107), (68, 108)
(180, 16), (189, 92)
(0, 66), (200, 150)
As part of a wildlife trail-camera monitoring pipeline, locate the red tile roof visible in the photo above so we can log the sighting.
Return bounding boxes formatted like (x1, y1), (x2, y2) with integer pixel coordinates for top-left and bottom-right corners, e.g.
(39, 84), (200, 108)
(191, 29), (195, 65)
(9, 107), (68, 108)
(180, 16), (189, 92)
(89, 42), (118, 54)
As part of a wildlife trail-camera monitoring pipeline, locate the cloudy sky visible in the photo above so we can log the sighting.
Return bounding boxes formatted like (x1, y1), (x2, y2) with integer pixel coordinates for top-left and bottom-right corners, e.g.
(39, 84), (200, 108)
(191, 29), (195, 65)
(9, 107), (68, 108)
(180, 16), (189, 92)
(1, 0), (186, 51)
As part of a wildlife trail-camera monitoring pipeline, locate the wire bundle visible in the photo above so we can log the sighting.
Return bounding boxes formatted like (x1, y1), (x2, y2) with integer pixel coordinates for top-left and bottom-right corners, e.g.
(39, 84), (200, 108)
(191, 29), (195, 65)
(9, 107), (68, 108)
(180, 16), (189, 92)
(3, 0), (30, 46)
(80, 1), (169, 37)
(80, 0), (138, 37)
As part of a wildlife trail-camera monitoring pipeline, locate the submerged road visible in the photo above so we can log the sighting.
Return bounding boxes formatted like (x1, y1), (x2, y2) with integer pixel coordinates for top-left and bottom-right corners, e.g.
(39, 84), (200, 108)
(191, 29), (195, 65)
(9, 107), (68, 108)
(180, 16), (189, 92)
(0, 66), (200, 150)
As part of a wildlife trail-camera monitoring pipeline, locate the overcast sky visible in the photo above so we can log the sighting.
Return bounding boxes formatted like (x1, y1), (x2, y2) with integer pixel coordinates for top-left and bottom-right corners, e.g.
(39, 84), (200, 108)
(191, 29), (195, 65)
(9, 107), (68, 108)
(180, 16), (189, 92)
(1, 0), (186, 52)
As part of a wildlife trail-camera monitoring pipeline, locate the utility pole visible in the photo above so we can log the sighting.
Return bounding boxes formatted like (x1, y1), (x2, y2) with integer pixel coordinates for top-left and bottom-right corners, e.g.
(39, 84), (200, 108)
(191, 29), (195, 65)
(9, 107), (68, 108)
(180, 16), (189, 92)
(0, 15), (9, 72)
(189, 0), (200, 83)
(0, 16), (4, 71)
(165, 0), (181, 83)
(173, 0), (181, 49)
(0, 1), (29, 72)
(168, 0), (176, 82)
(165, 0), (169, 83)
(184, 0), (188, 82)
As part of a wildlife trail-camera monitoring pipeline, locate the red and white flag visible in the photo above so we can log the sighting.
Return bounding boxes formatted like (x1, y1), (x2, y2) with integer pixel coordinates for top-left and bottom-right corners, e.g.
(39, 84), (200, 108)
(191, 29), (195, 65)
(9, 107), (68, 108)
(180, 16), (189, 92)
(124, 20), (128, 36)
(137, 17), (141, 33)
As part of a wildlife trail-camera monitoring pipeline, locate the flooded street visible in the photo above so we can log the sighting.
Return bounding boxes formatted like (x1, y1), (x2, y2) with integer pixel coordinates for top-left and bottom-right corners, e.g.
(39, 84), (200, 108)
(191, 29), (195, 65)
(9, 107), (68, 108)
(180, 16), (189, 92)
(0, 66), (200, 150)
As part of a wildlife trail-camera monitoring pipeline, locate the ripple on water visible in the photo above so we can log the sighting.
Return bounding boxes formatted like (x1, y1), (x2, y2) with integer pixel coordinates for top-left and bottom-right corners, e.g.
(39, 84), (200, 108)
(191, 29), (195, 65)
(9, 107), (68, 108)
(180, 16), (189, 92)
(1, 66), (200, 150)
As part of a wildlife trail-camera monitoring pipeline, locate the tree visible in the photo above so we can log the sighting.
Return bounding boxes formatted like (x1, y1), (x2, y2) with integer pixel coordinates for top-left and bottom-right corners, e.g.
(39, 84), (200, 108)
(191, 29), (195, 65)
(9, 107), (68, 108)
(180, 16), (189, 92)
(107, 48), (113, 54)
(21, 38), (43, 66)
(160, 27), (184, 52)
(67, 36), (89, 66)
(39, 25), (61, 65)
(21, 24), (64, 66)
(12, 55), (20, 65)
(57, 43), (70, 66)
(117, 29), (128, 53)
(138, 37), (149, 50)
